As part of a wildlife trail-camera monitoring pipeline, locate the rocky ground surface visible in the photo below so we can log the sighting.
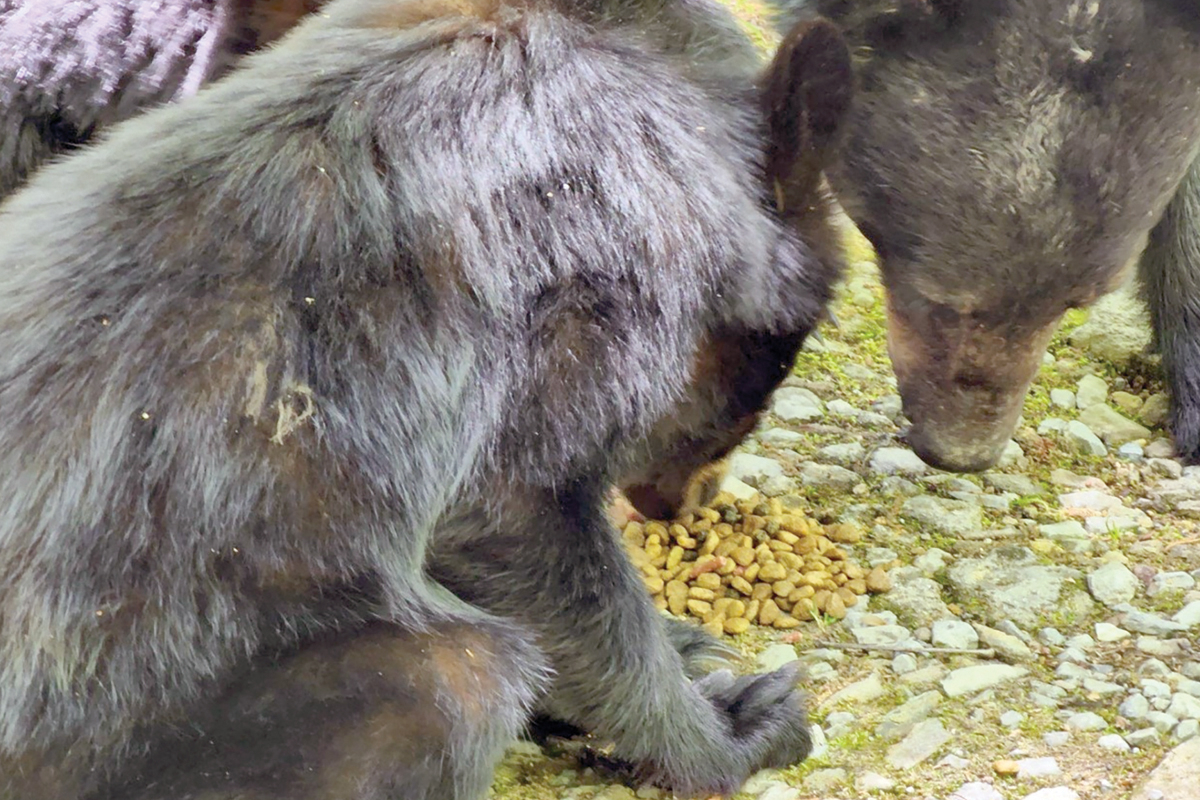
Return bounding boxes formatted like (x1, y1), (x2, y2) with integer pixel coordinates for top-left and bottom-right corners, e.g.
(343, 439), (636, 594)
(487, 223), (1200, 800)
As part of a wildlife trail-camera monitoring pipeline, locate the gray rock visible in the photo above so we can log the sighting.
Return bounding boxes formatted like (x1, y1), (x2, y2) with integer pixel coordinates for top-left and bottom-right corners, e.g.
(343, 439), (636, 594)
(997, 440), (1026, 469)
(942, 664), (1029, 697)
(719, 474), (758, 500)
(1024, 787), (1079, 800)
(1058, 489), (1124, 511)
(1146, 712), (1179, 734)
(902, 495), (982, 537)
(1040, 520), (1092, 554)
(913, 547), (951, 575)
(945, 547), (1085, 629)
(801, 769), (845, 794)
(932, 619), (979, 650)
(758, 783), (801, 800)
(1039, 627), (1067, 646)
(1141, 393), (1172, 427)
(1148, 571), (1197, 597)
(857, 410), (894, 427)
(770, 387), (825, 423)
(1076, 374), (1111, 409)
(759, 475), (797, 497)
(1064, 420), (1107, 456)
(856, 772), (896, 793)
(1069, 283), (1152, 367)
(822, 673), (886, 707)
(797, 462), (860, 491)
(823, 710), (856, 741)
(815, 441), (866, 467)
(1167, 693), (1200, 721)
(885, 718), (952, 769)
(984, 473), (1041, 496)
(1118, 442), (1145, 461)
(1176, 719), (1200, 741)
(1001, 710), (1025, 728)
(1142, 679), (1173, 698)
(727, 453), (785, 488)
(851, 625), (913, 647)
(892, 653), (919, 675)
(1050, 388), (1076, 409)
(756, 644), (799, 673)
(1126, 728), (1160, 748)
(1078, 404), (1153, 446)
(1121, 694), (1152, 721)
(739, 770), (783, 795)
(1179, 678), (1200, 699)
(884, 568), (954, 626)
(876, 690), (943, 740)
(872, 394), (904, 421)
(865, 547), (899, 568)
(1148, 457), (1184, 479)
(1095, 622), (1131, 642)
(1039, 418), (1068, 435)
(975, 624), (1036, 663)
(1131, 737), (1200, 800)
(1175, 600), (1200, 628)
(1066, 712), (1107, 732)
(1121, 608), (1189, 636)
(1136, 637), (1187, 658)
(1089, 562), (1141, 607)
(825, 398), (859, 417)
(1083, 678), (1125, 696)
(759, 428), (806, 448)
(950, 783), (1004, 800)
(1043, 731), (1071, 747)
(1099, 733), (1132, 752)
(1018, 757), (1062, 779)
(870, 447), (929, 476)
(901, 665), (947, 686)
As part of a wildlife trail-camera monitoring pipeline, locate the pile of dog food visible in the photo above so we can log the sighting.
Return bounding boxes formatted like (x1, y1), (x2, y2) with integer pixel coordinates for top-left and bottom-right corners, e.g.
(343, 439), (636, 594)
(623, 493), (890, 638)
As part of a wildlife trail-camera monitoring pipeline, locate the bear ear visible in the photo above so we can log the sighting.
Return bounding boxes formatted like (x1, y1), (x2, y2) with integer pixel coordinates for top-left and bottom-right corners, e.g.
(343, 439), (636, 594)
(762, 17), (853, 187)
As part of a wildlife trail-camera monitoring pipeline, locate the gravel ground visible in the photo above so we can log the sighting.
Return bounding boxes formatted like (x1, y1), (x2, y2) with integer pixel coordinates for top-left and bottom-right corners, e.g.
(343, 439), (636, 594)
(486, 219), (1200, 800)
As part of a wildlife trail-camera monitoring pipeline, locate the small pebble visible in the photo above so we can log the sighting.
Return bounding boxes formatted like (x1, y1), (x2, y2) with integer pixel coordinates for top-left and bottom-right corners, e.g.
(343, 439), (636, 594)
(1097, 733), (1131, 752)
(1042, 731), (1070, 747)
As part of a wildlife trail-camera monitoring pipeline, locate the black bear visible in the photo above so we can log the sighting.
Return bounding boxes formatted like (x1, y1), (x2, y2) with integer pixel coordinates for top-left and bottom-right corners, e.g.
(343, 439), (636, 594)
(0, 1), (853, 798)
(775, 0), (1200, 470)
(0, 0), (325, 198)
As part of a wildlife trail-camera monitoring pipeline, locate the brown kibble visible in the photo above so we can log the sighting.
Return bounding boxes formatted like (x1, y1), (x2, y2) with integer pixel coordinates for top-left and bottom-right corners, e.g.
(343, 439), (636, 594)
(652, 595), (668, 612)
(787, 585), (815, 604)
(666, 545), (684, 570)
(723, 617), (751, 635)
(742, 563), (760, 583)
(825, 546), (846, 561)
(686, 599), (713, 618)
(866, 567), (892, 593)
(767, 539), (793, 553)
(645, 521), (668, 539)
(751, 583), (774, 602)
(724, 599), (746, 618)
(712, 597), (734, 616)
(777, 553), (802, 570)
(754, 544), (774, 566)
(775, 530), (800, 546)
(644, 542), (662, 560)
(812, 590), (832, 613)
(700, 531), (720, 555)
(843, 562), (865, 580)
(645, 576), (664, 595)
(623, 522), (646, 548)
(717, 558), (737, 576)
(836, 587), (859, 608)
(698, 507), (721, 524)
(758, 562), (787, 582)
(792, 536), (817, 555)
(665, 580), (689, 616)
(730, 575), (754, 596)
(745, 598), (760, 621)
(695, 572), (722, 591)
(825, 522), (862, 544)
(800, 570), (829, 587)
(703, 618), (725, 639)
(715, 539), (739, 558)
(994, 760), (1020, 776)
(824, 590), (847, 620)
(758, 598), (781, 626)
(714, 522), (735, 539)
(731, 546), (755, 567)
(779, 514), (809, 535)
(846, 578), (867, 595)
(691, 517), (712, 534)
(773, 615), (801, 629)
(772, 580), (796, 598)
(688, 587), (716, 602)
(677, 535), (698, 550)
